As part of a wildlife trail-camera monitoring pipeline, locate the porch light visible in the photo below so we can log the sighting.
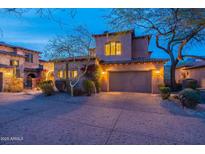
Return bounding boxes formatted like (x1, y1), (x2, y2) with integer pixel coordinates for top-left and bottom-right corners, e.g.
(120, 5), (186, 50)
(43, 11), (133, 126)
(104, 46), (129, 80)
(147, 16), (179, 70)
(155, 70), (160, 74)
(102, 71), (106, 75)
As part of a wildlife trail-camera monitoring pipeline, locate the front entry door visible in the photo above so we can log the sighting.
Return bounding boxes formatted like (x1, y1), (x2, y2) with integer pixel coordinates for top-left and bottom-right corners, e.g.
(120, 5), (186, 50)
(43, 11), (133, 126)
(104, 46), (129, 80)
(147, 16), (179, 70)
(0, 72), (3, 92)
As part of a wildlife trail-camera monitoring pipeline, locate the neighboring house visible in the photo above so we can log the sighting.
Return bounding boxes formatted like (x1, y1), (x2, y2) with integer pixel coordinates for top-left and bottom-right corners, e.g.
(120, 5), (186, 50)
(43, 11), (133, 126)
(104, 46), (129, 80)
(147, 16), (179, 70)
(54, 30), (168, 93)
(0, 42), (42, 91)
(176, 60), (205, 88)
(39, 60), (55, 81)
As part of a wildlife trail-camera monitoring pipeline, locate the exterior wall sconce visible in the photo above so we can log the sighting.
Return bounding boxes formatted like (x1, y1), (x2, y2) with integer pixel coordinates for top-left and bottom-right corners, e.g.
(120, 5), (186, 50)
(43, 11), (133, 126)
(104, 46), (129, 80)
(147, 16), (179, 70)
(155, 70), (160, 74)
(102, 71), (106, 75)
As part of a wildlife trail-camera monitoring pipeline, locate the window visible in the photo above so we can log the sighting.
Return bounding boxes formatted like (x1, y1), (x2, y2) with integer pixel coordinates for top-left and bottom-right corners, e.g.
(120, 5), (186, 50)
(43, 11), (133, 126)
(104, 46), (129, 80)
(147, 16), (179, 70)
(105, 44), (110, 56)
(10, 60), (19, 67)
(25, 53), (33, 63)
(57, 70), (64, 79)
(116, 43), (122, 55)
(104, 42), (122, 56)
(58, 70), (77, 79)
(71, 70), (78, 78)
(64, 70), (70, 78)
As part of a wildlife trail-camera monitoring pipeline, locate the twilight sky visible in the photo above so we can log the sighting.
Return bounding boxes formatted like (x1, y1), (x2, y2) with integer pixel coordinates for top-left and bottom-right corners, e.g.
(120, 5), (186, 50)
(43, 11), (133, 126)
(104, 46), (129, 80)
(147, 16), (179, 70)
(0, 8), (204, 60)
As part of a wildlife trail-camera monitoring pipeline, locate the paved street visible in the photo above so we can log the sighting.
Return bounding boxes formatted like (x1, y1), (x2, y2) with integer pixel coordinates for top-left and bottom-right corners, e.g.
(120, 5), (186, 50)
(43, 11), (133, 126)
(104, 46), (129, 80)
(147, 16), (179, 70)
(0, 92), (205, 144)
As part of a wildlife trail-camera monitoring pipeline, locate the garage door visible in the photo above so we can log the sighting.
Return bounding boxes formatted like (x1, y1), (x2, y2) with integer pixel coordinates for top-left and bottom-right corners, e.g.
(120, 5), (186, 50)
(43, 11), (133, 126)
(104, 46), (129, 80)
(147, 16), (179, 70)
(0, 72), (3, 92)
(109, 71), (152, 93)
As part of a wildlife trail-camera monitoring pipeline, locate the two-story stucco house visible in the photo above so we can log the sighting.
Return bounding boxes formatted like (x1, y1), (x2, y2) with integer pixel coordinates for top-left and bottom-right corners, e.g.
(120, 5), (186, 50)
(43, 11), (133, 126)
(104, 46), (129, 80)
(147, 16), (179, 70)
(54, 30), (168, 93)
(0, 42), (42, 91)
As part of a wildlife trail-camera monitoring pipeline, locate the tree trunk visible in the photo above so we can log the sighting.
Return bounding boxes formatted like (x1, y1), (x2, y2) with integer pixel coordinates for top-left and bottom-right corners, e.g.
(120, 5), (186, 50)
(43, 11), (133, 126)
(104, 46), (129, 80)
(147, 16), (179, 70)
(70, 85), (74, 97)
(65, 62), (70, 93)
(170, 62), (177, 89)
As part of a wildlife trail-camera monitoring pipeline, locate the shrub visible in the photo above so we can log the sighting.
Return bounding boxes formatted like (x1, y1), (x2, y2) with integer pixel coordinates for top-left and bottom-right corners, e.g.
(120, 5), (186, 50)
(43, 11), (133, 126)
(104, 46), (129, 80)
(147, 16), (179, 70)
(182, 79), (198, 89)
(73, 87), (85, 96)
(83, 79), (96, 96)
(82, 64), (102, 93)
(55, 80), (67, 92)
(159, 86), (171, 100)
(179, 88), (200, 109)
(94, 80), (101, 93)
(39, 80), (54, 96)
(4, 77), (23, 92)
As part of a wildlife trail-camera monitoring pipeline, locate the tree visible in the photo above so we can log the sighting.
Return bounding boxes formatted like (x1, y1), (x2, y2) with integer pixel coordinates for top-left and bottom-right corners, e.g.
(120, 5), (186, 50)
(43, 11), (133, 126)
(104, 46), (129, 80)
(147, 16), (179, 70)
(107, 8), (205, 88)
(0, 8), (76, 36)
(45, 26), (94, 96)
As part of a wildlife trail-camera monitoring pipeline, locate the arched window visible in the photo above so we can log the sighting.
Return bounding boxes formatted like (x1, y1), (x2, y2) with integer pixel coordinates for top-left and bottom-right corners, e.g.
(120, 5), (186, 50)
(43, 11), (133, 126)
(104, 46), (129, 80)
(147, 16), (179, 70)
(105, 41), (122, 56)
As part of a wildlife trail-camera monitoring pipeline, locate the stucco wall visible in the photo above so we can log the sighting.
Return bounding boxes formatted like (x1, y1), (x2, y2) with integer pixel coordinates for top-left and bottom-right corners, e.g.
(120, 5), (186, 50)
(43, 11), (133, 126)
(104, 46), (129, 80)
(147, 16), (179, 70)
(176, 67), (205, 88)
(54, 59), (97, 80)
(0, 67), (14, 91)
(0, 45), (40, 69)
(40, 62), (54, 72)
(94, 33), (132, 61)
(24, 50), (40, 69)
(132, 38), (150, 58)
(0, 46), (14, 52)
(100, 62), (164, 93)
(0, 54), (25, 78)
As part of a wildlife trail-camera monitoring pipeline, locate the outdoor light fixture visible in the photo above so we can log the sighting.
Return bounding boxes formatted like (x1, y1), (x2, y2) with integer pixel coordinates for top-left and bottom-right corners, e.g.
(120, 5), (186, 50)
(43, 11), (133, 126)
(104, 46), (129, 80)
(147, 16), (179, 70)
(102, 71), (106, 75)
(155, 70), (160, 74)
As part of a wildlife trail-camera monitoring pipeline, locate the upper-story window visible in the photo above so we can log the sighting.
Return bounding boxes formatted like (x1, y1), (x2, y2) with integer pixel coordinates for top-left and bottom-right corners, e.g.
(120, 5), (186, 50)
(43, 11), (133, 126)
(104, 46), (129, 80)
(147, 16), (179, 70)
(10, 60), (19, 67)
(105, 41), (122, 56)
(25, 53), (33, 63)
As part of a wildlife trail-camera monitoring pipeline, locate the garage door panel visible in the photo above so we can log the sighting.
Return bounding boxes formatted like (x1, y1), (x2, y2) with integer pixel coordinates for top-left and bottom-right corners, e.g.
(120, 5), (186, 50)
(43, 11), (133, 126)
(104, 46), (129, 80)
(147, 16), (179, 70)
(109, 71), (151, 93)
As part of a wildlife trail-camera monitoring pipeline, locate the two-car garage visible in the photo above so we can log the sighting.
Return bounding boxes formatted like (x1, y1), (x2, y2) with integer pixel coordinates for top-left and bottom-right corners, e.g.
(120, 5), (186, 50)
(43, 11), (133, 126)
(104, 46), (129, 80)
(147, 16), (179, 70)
(109, 71), (152, 93)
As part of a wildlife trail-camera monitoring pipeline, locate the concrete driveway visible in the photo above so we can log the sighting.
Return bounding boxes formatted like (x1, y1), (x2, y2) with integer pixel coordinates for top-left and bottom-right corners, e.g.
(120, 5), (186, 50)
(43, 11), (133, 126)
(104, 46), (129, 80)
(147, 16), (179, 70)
(0, 92), (205, 145)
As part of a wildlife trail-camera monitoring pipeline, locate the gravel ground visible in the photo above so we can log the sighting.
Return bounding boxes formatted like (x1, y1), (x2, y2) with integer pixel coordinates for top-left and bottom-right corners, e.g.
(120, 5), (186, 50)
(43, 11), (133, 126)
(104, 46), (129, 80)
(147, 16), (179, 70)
(1, 91), (205, 145)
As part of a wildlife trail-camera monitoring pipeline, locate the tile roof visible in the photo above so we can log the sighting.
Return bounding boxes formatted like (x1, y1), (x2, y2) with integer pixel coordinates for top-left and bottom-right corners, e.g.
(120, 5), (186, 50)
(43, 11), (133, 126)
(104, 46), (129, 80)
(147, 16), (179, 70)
(0, 64), (14, 68)
(24, 67), (43, 72)
(0, 50), (25, 58)
(92, 30), (135, 37)
(0, 42), (40, 53)
(183, 60), (205, 69)
(52, 56), (97, 62)
(100, 57), (169, 64)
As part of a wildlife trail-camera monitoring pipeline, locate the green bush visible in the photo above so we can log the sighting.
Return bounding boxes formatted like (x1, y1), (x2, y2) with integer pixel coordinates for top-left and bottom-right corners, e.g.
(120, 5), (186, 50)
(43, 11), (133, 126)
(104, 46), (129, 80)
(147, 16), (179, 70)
(83, 79), (96, 96)
(94, 80), (101, 93)
(39, 80), (54, 96)
(179, 88), (200, 109)
(159, 87), (171, 100)
(83, 64), (102, 93)
(182, 79), (198, 89)
(55, 80), (67, 92)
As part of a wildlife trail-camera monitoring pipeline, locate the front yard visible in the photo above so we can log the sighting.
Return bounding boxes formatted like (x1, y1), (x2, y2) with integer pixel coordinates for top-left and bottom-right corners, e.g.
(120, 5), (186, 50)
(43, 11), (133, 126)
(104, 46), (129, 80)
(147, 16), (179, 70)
(1, 92), (205, 144)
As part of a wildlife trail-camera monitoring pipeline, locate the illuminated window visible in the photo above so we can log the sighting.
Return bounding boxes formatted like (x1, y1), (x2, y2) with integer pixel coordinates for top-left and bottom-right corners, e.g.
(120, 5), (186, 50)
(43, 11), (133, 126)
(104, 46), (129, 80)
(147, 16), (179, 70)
(104, 42), (122, 56)
(71, 70), (78, 78)
(10, 60), (19, 67)
(116, 42), (122, 55)
(58, 70), (77, 79)
(64, 70), (70, 78)
(57, 70), (64, 79)
(105, 44), (110, 56)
